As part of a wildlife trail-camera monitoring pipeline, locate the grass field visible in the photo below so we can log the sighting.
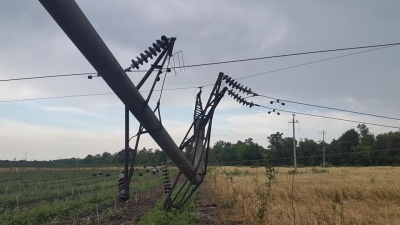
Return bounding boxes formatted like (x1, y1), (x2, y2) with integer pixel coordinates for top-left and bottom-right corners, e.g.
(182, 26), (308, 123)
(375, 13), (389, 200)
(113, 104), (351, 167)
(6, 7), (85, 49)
(0, 167), (169, 225)
(2, 166), (400, 224)
(206, 166), (400, 224)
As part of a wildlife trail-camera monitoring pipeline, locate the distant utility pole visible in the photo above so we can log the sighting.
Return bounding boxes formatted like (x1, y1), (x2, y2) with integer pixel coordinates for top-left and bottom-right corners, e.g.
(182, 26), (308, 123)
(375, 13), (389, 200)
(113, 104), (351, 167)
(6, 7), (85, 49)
(289, 114), (299, 172)
(319, 130), (327, 168)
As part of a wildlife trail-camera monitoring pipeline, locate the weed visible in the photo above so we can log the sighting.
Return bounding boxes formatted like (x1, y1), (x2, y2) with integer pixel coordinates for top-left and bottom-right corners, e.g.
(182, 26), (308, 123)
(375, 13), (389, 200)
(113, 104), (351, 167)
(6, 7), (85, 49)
(254, 167), (276, 224)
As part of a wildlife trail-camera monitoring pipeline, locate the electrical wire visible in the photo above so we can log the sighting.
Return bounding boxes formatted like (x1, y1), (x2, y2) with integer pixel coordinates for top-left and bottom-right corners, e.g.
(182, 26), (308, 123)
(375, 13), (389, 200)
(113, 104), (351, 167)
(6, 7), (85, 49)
(235, 46), (391, 80)
(0, 70), (149, 83)
(0, 72), (97, 82)
(0, 86), (206, 103)
(1, 42), (399, 83)
(0, 93), (114, 103)
(257, 105), (400, 129)
(1, 44), (398, 130)
(256, 94), (400, 121)
(173, 42), (400, 69)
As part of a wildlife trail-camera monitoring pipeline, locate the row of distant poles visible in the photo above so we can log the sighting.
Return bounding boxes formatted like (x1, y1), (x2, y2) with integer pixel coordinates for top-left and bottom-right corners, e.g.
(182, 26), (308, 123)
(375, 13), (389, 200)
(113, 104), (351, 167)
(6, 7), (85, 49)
(290, 114), (326, 172)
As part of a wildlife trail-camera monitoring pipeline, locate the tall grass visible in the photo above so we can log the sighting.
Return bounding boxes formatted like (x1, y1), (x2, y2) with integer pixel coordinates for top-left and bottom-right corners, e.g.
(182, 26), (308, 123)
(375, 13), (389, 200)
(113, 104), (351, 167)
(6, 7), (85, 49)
(208, 166), (400, 224)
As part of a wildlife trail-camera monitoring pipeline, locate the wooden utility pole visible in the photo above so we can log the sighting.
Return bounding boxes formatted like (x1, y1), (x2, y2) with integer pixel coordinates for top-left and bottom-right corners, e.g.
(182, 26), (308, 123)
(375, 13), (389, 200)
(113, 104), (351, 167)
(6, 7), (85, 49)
(319, 130), (327, 168)
(289, 114), (299, 172)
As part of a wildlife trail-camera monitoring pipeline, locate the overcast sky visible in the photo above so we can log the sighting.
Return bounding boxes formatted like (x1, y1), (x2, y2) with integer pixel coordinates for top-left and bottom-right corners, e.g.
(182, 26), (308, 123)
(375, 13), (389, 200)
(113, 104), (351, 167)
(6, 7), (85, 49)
(1, 0), (399, 161)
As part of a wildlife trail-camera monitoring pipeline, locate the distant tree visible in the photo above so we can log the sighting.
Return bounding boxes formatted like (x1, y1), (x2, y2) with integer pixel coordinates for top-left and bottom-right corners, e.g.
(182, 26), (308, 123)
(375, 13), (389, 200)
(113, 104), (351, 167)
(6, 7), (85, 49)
(357, 124), (374, 146)
(373, 131), (400, 165)
(297, 138), (319, 166)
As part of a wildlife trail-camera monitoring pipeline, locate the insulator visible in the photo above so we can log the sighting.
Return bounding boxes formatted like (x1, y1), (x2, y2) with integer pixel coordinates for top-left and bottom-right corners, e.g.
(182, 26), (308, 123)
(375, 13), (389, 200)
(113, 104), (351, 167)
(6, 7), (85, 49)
(131, 60), (139, 69)
(136, 56), (144, 65)
(228, 89), (233, 95)
(242, 87), (248, 93)
(277, 99), (280, 103)
(277, 112), (280, 115)
(117, 172), (130, 202)
(270, 101), (273, 104)
(140, 53), (148, 63)
(144, 50), (153, 59)
(250, 102), (254, 108)
(232, 81), (238, 88)
(162, 167), (172, 194)
(148, 47), (158, 56)
(106, 173), (110, 177)
(156, 39), (167, 48)
(225, 76), (232, 83)
(282, 103), (285, 106)
(161, 35), (168, 42)
(268, 111), (271, 114)
(248, 88), (252, 94)
(152, 43), (161, 52)
(228, 79), (235, 86)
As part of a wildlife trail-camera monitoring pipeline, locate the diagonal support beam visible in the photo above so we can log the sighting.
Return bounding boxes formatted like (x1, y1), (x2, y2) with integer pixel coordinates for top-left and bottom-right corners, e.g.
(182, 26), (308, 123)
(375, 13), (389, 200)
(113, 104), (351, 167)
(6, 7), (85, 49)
(38, 0), (201, 185)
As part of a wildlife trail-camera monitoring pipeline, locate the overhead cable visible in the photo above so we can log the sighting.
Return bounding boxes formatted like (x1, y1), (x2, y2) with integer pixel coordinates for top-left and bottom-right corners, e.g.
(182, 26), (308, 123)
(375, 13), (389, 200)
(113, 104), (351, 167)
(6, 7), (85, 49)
(1, 42), (398, 83)
(258, 105), (400, 129)
(256, 94), (400, 121)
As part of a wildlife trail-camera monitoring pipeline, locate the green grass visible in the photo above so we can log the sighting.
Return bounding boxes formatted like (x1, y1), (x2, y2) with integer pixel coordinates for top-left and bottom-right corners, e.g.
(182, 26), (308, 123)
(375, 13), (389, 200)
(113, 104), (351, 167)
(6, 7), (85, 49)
(139, 186), (199, 225)
(0, 167), (165, 225)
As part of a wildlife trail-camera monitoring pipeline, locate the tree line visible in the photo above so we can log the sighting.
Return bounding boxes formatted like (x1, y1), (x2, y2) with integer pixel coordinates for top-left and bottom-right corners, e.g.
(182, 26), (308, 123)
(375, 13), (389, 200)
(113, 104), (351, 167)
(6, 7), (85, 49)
(1, 124), (399, 168)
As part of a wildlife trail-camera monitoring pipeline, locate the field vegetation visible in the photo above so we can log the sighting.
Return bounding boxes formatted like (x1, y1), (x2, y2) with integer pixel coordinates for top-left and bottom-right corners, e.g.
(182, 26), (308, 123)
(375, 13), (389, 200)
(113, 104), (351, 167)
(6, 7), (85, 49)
(207, 166), (400, 224)
(0, 167), (170, 224)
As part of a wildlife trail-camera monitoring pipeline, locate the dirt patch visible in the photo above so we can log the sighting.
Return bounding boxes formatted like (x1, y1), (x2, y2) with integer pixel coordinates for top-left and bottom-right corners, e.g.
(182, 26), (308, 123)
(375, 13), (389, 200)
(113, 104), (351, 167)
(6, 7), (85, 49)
(61, 185), (166, 225)
(104, 186), (165, 225)
(195, 180), (230, 225)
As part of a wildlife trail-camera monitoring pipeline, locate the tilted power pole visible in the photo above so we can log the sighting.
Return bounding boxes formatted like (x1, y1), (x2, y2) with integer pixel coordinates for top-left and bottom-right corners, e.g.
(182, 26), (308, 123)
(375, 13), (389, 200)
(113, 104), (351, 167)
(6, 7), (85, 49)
(38, 0), (201, 185)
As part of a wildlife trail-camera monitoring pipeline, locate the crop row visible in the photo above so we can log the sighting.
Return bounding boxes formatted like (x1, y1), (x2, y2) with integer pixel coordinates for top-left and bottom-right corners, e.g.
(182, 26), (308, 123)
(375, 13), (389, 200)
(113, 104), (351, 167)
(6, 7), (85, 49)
(0, 168), (166, 210)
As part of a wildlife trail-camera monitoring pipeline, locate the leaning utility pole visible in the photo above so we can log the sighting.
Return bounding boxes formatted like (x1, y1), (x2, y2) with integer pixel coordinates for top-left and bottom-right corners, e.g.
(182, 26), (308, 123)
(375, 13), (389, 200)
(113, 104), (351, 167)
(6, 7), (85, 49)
(289, 114), (299, 172)
(38, 0), (201, 185)
(319, 130), (327, 168)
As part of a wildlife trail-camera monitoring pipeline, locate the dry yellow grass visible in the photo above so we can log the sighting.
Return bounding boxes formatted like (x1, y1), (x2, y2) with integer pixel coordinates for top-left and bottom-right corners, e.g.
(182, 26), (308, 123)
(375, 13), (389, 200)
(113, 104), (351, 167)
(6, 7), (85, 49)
(207, 166), (400, 224)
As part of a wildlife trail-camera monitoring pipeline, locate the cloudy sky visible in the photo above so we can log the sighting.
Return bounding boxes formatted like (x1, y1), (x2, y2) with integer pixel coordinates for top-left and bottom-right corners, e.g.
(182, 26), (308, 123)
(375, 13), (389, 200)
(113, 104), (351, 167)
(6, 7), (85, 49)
(1, 1), (399, 161)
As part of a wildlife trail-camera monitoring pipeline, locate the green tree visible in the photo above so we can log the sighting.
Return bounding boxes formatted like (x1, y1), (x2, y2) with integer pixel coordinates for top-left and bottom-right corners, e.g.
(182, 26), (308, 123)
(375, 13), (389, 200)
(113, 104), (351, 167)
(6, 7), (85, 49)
(297, 138), (319, 166)
(357, 124), (374, 146)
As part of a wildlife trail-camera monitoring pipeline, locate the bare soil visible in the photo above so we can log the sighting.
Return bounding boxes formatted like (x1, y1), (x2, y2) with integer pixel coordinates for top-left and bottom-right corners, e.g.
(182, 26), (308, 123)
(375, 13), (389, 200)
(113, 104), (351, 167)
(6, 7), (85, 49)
(61, 185), (166, 225)
(104, 186), (165, 225)
(195, 179), (228, 225)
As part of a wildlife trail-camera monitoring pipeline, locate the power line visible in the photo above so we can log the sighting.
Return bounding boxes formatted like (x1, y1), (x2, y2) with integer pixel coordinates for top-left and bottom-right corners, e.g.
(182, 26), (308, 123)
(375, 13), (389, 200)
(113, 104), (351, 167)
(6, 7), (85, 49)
(1, 42), (399, 83)
(235, 46), (391, 80)
(1, 44), (398, 130)
(256, 94), (400, 121)
(257, 105), (400, 129)
(174, 42), (400, 69)
(0, 86), (205, 103)
(0, 72), (96, 82)
(0, 71), (148, 83)
(0, 93), (114, 103)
